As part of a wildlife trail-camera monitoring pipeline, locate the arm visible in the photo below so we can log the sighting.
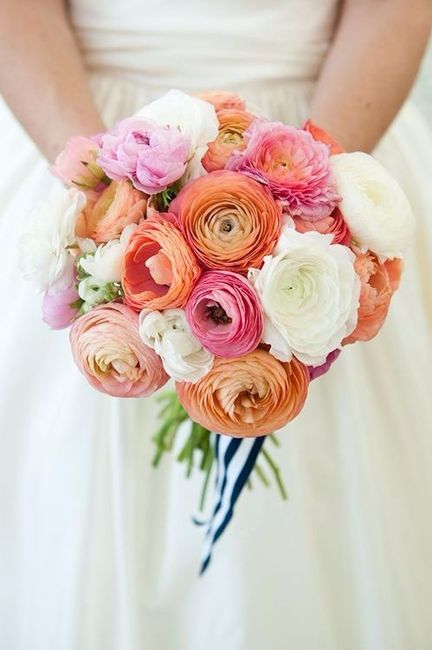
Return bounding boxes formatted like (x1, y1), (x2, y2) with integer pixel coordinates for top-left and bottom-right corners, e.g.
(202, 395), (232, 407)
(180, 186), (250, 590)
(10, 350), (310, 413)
(310, 0), (432, 152)
(0, 0), (104, 162)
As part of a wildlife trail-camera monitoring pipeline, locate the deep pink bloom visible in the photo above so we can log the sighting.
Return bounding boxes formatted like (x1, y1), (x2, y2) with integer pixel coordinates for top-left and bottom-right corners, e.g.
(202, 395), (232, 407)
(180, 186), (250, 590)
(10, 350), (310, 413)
(308, 349), (341, 381)
(42, 270), (79, 330)
(226, 121), (339, 220)
(186, 271), (264, 358)
(51, 136), (103, 188)
(97, 117), (189, 194)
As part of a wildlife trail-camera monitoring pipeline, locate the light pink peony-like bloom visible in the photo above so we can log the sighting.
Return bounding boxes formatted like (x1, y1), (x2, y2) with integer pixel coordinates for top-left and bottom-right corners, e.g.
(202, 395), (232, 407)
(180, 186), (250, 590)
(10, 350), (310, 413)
(52, 136), (105, 189)
(226, 121), (339, 220)
(186, 271), (264, 358)
(97, 117), (189, 194)
(70, 303), (169, 397)
(42, 267), (79, 329)
(308, 349), (341, 381)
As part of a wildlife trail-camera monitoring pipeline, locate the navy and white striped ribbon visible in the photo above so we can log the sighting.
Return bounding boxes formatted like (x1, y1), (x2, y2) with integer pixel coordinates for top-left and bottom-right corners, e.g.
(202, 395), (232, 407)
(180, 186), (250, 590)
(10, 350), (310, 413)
(199, 433), (265, 575)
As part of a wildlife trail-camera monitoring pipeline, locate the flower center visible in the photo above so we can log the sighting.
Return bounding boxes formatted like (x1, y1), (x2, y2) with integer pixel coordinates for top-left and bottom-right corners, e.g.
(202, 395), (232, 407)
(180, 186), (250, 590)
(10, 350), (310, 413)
(206, 303), (232, 325)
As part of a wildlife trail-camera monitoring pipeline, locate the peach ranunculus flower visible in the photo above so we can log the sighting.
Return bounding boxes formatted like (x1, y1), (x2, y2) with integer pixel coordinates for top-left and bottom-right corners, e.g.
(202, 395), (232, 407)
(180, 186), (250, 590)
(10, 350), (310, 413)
(293, 207), (351, 246)
(202, 109), (256, 172)
(121, 214), (201, 311)
(197, 90), (246, 113)
(176, 349), (310, 437)
(70, 302), (169, 397)
(170, 170), (282, 273)
(343, 252), (403, 344)
(76, 180), (147, 244)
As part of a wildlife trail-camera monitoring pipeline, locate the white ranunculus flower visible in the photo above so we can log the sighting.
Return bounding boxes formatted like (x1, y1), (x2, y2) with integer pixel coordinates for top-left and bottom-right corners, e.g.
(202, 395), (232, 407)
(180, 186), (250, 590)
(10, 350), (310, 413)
(79, 224), (136, 285)
(139, 309), (214, 383)
(78, 276), (107, 307)
(331, 152), (415, 259)
(135, 89), (219, 183)
(248, 229), (361, 366)
(19, 187), (86, 291)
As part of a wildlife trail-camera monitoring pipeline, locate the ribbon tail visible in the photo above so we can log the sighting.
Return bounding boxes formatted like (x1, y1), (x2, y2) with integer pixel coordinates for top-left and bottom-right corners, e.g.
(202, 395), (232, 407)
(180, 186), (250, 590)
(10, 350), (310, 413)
(199, 434), (265, 575)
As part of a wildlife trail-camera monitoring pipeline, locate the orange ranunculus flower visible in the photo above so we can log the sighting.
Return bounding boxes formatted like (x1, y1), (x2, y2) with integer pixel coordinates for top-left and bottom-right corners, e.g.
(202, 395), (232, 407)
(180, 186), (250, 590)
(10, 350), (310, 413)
(197, 90), (246, 112)
(170, 170), (282, 273)
(303, 120), (345, 155)
(121, 213), (201, 311)
(76, 180), (147, 243)
(343, 251), (403, 344)
(202, 109), (256, 172)
(176, 349), (309, 437)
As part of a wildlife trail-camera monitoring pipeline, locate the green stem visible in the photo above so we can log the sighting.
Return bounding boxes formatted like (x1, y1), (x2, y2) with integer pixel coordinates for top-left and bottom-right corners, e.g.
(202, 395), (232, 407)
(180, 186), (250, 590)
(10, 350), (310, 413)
(261, 448), (288, 500)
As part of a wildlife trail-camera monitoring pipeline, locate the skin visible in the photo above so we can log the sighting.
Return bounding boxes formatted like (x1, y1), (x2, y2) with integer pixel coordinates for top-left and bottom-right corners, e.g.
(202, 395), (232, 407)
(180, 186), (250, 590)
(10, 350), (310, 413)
(0, 0), (431, 161)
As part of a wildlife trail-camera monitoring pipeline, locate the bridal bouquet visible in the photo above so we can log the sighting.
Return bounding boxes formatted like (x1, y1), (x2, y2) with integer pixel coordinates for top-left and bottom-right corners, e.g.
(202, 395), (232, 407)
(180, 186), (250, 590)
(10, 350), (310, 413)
(20, 89), (414, 570)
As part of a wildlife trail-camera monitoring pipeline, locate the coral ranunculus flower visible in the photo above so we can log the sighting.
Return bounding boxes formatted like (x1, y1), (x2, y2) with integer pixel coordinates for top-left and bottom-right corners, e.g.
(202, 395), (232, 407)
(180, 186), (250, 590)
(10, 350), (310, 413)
(76, 180), (147, 243)
(121, 214), (201, 311)
(170, 170), (282, 273)
(226, 121), (339, 220)
(202, 109), (256, 172)
(186, 270), (264, 357)
(176, 349), (309, 437)
(197, 90), (246, 112)
(70, 303), (169, 397)
(303, 120), (345, 155)
(343, 252), (403, 344)
(294, 207), (351, 246)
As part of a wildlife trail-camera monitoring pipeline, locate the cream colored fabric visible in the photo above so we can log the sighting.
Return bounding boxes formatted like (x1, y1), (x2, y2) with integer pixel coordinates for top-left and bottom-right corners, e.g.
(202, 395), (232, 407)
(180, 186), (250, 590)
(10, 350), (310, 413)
(0, 2), (431, 649)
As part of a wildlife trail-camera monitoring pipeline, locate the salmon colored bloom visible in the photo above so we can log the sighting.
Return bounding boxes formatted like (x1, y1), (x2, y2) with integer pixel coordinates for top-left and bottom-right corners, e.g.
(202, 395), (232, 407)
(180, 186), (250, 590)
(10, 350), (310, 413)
(343, 252), (403, 344)
(293, 207), (351, 246)
(70, 303), (169, 397)
(202, 109), (256, 172)
(197, 90), (246, 112)
(121, 214), (201, 311)
(170, 170), (282, 273)
(76, 180), (147, 243)
(176, 349), (309, 437)
(303, 120), (345, 155)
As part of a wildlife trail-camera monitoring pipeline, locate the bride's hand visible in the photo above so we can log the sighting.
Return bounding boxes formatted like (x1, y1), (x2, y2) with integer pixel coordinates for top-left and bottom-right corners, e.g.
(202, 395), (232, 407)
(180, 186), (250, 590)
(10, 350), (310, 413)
(0, 0), (105, 161)
(310, 0), (432, 152)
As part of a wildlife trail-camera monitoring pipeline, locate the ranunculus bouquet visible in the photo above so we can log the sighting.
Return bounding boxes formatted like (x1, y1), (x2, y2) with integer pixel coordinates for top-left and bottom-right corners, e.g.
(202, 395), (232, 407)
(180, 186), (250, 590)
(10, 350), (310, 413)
(20, 89), (414, 570)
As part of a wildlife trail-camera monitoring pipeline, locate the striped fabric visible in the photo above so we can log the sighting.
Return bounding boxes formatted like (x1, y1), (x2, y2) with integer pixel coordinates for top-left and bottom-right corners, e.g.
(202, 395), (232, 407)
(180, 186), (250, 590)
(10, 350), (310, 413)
(200, 434), (265, 575)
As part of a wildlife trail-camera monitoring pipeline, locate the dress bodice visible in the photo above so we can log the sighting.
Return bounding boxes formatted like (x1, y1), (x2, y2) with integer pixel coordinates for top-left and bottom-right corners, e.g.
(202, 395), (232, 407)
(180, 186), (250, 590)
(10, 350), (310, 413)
(69, 0), (340, 91)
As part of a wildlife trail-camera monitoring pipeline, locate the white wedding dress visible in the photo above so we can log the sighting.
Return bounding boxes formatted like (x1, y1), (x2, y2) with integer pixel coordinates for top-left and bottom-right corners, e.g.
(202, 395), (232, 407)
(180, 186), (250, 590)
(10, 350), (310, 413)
(1, 1), (431, 648)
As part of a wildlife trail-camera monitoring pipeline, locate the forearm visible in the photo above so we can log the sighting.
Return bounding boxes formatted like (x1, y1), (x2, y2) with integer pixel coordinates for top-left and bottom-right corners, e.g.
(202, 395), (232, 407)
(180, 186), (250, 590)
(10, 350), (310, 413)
(310, 0), (432, 152)
(0, 0), (104, 162)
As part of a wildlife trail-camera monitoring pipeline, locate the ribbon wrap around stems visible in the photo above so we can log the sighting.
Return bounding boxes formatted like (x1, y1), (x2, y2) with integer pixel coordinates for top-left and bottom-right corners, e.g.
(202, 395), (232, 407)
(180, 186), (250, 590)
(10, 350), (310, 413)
(199, 433), (265, 575)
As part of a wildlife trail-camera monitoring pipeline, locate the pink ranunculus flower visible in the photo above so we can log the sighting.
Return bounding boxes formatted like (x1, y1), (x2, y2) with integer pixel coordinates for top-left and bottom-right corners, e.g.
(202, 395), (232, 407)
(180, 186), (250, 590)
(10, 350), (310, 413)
(226, 121), (340, 220)
(308, 349), (341, 381)
(52, 136), (105, 189)
(294, 207), (351, 246)
(70, 303), (169, 397)
(42, 267), (79, 330)
(97, 117), (190, 194)
(186, 271), (264, 358)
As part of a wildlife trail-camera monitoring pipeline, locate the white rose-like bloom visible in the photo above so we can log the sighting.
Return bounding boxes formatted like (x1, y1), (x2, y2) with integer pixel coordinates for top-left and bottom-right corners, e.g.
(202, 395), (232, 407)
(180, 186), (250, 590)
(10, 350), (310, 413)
(79, 224), (137, 285)
(139, 309), (214, 383)
(248, 229), (361, 366)
(135, 89), (219, 183)
(331, 152), (415, 259)
(78, 276), (107, 308)
(19, 187), (86, 291)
